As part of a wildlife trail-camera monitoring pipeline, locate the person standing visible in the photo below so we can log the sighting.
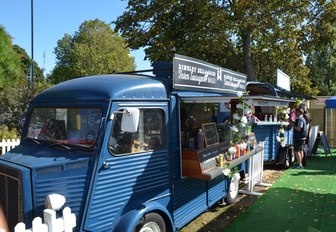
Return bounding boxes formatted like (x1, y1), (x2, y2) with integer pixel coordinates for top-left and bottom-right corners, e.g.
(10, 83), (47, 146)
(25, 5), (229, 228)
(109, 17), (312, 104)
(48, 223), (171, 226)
(291, 108), (307, 169)
(246, 109), (260, 124)
(299, 104), (311, 167)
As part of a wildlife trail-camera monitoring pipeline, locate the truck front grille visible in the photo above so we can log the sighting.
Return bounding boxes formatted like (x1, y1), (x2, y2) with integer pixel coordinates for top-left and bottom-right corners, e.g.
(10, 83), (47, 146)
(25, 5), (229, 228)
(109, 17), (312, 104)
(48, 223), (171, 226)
(0, 166), (23, 231)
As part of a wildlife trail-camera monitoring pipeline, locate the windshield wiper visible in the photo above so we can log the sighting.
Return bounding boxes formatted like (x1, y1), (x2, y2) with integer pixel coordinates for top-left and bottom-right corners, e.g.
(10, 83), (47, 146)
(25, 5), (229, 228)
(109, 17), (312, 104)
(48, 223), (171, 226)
(49, 142), (72, 150)
(25, 137), (40, 144)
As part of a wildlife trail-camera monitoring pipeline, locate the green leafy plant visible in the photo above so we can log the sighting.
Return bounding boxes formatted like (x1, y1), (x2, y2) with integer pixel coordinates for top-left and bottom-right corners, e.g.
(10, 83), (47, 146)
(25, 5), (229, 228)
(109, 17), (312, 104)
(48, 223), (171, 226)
(222, 163), (239, 178)
(0, 125), (19, 140)
(230, 91), (253, 144)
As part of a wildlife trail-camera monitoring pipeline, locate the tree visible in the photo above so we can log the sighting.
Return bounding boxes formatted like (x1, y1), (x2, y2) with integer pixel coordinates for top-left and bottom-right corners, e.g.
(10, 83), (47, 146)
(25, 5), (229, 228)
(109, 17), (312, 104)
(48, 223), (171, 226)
(13, 45), (45, 83)
(115, 0), (336, 96)
(306, 41), (336, 96)
(49, 19), (136, 83)
(0, 25), (48, 135)
(0, 26), (23, 89)
(0, 80), (50, 134)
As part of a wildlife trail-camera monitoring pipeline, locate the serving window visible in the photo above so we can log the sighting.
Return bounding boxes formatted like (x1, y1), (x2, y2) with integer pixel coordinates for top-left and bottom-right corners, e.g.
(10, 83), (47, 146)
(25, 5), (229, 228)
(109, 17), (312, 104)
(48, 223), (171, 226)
(180, 102), (234, 150)
(109, 108), (165, 155)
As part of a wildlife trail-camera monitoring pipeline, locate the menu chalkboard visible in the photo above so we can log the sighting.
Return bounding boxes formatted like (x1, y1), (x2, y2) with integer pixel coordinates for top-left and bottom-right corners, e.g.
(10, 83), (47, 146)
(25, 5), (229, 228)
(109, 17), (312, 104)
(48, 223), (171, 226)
(202, 123), (219, 147)
(320, 132), (331, 156)
(311, 131), (332, 156)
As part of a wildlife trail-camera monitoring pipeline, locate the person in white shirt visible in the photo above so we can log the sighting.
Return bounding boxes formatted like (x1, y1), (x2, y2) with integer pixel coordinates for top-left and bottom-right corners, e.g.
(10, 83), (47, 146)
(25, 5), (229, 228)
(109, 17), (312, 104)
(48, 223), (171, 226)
(246, 109), (260, 124)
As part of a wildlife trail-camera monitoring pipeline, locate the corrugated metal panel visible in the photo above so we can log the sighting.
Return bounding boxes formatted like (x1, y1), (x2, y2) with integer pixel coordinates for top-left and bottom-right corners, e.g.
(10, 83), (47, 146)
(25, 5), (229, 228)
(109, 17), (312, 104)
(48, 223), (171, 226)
(286, 128), (293, 144)
(253, 125), (273, 160)
(253, 125), (280, 161)
(254, 125), (293, 162)
(85, 151), (170, 231)
(173, 178), (207, 229)
(33, 159), (93, 231)
(207, 175), (226, 206)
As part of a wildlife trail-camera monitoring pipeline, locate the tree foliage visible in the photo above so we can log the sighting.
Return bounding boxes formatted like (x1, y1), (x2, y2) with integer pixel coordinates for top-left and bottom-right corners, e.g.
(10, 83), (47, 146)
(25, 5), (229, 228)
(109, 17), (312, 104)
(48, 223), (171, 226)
(0, 80), (51, 134)
(49, 19), (136, 83)
(0, 26), (23, 89)
(13, 45), (45, 83)
(115, 0), (336, 96)
(0, 25), (48, 135)
(306, 41), (336, 95)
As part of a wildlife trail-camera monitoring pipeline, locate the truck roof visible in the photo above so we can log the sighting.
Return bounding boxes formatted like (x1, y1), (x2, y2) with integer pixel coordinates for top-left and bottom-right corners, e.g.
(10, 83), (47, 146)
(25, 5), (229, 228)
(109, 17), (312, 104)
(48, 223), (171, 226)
(33, 74), (169, 102)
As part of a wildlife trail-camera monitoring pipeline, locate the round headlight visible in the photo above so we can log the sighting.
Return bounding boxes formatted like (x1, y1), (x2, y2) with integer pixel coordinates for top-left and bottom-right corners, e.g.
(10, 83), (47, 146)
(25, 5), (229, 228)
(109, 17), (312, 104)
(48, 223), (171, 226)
(45, 193), (66, 210)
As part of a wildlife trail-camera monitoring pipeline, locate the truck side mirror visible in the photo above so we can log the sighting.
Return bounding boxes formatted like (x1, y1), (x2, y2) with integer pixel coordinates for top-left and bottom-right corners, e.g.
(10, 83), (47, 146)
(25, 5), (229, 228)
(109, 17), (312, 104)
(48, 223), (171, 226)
(121, 108), (140, 133)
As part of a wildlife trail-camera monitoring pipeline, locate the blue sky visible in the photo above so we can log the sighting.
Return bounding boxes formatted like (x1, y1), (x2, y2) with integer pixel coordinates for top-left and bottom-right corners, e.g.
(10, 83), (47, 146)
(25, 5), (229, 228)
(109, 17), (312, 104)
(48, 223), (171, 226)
(0, 0), (151, 75)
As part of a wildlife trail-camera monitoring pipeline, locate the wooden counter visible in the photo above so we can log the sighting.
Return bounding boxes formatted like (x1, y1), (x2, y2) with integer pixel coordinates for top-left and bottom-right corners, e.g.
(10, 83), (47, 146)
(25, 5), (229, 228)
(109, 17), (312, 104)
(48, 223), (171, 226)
(182, 143), (263, 180)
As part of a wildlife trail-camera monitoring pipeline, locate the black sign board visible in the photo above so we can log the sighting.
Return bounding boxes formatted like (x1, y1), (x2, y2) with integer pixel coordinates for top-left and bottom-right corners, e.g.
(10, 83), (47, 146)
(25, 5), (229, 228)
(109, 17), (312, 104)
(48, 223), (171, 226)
(197, 143), (229, 163)
(311, 132), (321, 156)
(173, 54), (247, 93)
(320, 132), (331, 155)
(202, 123), (219, 147)
(311, 131), (332, 156)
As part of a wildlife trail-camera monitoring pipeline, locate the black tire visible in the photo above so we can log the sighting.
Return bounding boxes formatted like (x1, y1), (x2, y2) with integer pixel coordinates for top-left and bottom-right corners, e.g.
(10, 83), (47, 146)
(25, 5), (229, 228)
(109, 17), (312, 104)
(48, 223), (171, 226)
(135, 213), (166, 232)
(226, 174), (240, 205)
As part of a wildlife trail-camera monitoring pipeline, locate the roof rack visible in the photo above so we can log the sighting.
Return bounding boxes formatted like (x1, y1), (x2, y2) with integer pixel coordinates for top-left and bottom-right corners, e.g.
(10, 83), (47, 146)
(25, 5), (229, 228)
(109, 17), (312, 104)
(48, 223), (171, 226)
(113, 61), (174, 79)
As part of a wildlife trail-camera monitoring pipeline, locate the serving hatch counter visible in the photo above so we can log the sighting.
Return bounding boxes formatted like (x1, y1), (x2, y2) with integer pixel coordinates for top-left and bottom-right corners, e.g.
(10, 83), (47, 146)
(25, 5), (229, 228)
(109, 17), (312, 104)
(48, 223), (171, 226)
(182, 134), (263, 180)
(226, 94), (295, 163)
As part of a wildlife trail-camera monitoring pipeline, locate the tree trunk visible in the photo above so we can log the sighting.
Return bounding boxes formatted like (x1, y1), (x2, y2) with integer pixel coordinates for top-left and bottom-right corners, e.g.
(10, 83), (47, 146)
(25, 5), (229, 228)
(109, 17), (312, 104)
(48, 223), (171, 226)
(242, 31), (257, 82)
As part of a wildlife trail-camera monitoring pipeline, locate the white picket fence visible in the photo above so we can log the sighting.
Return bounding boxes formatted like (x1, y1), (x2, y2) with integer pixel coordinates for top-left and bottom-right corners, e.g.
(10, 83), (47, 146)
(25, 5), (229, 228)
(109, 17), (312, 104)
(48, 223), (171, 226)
(0, 139), (20, 155)
(14, 207), (76, 232)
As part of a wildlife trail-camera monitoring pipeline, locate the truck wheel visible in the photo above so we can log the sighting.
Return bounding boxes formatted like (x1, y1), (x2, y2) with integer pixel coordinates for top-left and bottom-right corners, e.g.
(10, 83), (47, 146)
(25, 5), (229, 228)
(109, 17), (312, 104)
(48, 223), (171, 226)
(226, 173), (240, 205)
(136, 213), (166, 232)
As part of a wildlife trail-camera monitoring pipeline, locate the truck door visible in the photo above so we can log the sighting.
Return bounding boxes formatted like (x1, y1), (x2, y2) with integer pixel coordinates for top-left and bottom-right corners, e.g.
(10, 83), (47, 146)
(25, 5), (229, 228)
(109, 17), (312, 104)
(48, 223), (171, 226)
(83, 102), (171, 231)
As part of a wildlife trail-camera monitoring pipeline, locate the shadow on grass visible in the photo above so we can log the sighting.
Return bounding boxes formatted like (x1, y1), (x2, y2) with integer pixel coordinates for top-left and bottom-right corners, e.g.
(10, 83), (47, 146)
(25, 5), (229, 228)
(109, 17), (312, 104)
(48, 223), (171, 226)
(197, 156), (336, 232)
(290, 170), (336, 176)
(222, 187), (336, 232)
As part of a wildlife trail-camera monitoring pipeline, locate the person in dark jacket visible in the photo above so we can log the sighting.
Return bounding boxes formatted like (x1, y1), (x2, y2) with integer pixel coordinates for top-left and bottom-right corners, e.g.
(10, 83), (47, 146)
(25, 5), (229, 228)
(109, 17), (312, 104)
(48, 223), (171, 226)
(290, 108), (307, 169)
(299, 104), (311, 166)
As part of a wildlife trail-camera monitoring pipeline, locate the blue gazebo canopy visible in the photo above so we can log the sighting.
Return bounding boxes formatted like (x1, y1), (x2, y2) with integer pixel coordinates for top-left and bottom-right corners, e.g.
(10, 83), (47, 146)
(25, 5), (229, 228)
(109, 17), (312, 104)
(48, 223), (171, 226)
(325, 96), (336, 108)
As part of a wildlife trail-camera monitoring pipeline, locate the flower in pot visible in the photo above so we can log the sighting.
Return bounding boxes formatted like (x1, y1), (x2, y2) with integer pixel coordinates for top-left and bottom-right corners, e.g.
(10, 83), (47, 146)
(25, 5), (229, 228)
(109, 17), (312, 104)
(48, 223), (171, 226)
(228, 146), (237, 160)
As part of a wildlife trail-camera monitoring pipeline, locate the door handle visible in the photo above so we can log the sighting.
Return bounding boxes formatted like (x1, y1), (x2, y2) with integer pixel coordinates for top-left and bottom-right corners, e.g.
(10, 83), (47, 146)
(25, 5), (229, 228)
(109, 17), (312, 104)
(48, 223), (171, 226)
(103, 161), (113, 169)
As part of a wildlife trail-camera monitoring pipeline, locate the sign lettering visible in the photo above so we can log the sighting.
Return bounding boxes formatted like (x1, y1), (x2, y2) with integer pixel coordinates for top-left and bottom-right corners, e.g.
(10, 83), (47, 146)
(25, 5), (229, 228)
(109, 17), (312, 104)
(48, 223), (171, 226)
(173, 54), (247, 93)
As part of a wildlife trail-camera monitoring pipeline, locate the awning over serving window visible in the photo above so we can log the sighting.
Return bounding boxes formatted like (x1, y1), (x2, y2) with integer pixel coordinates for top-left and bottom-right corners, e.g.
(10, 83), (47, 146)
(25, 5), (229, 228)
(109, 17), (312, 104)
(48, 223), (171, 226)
(243, 96), (294, 107)
(247, 82), (316, 100)
(175, 91), (295, 105)
(175, 91), (236, 103)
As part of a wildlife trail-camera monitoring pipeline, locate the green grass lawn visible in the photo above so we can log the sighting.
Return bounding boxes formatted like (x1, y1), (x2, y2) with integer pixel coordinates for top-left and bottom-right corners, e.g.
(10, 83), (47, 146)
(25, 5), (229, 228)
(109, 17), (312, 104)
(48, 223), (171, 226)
(226, 151), (336, 232)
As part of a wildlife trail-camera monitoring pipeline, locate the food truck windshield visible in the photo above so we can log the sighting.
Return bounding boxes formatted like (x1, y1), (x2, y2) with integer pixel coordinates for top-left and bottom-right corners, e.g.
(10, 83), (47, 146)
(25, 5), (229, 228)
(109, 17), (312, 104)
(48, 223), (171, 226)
(25, 107), (102, 148)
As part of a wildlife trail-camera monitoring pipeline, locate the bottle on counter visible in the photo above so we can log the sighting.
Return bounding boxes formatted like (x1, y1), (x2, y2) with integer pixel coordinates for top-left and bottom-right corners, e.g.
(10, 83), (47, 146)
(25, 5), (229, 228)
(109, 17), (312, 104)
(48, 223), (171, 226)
(240, 140), (246, 156)
(269, 115), (273, 122)
(274, 114), (277, 122)
(235, 142), (240, 159)
(246, 138), (250, 153)
(188, 137), (195, 149)
(218, 154), (223, 167)
(264, 114), (268, 122)
(250, 138), (254, 150)
(197, 129), (204, 149)
(253, 139), (257, 149)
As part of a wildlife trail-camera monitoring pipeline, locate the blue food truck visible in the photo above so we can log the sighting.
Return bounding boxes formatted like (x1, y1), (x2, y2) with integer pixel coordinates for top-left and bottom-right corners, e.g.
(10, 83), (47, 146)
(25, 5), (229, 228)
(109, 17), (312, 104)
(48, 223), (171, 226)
(0, 55), (262, 231)
(244, 82), (295, 163)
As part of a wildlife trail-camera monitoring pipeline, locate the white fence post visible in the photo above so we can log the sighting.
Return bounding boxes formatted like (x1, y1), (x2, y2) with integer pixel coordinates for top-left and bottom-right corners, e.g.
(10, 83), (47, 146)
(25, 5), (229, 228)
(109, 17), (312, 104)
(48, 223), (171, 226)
(63, 207), (76, 232)
(0, 139), (20, 155)
(14, 207), (76, 232)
